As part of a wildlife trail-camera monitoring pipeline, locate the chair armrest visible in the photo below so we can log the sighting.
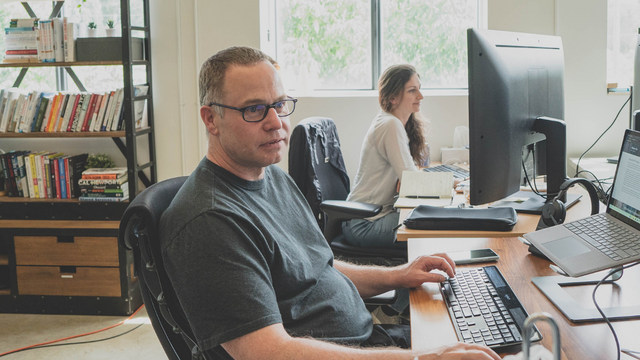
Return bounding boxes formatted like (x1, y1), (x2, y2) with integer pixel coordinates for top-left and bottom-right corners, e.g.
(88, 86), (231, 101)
(320, 200), (381, 221)
(365, 290), (398, 305)
(320, 200), (382, 243)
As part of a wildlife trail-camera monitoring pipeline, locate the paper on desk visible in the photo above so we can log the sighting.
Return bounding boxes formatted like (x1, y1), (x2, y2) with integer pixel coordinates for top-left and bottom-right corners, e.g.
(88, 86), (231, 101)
(394, 196), (453, 208)
(398, 171), (453, 197)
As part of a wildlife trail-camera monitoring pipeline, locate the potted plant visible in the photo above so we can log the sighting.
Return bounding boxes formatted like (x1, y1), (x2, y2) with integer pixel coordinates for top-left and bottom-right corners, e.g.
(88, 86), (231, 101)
(105, 19), (117, 37)
(87, 21), (98, 37)
(85, 153), (116, 169)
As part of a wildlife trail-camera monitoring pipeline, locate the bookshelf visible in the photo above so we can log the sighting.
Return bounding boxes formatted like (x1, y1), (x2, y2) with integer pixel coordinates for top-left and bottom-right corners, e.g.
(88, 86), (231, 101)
(0, 0), (154, 315)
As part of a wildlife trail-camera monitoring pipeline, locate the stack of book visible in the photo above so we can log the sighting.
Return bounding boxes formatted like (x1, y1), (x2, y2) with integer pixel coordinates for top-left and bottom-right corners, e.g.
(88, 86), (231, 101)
(4, 19), (39, 63)
(0, 151), (87, 199)
(0, 85), (148, 133)
(79, 167), (129, 202)
(3, 17), (77, 63)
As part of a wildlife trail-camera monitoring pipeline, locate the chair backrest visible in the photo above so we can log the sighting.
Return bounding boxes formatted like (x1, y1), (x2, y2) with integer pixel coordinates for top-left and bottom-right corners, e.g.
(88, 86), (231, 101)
(289, 117), (350, 230)
(119, 176), (228, 360)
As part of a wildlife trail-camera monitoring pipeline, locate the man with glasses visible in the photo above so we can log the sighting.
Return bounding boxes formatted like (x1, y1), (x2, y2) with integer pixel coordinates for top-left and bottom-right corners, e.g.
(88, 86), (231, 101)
(159, 46), (499, 360)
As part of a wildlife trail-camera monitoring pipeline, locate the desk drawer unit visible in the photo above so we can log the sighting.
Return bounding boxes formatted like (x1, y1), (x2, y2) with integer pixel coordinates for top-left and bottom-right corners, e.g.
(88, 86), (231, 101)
(16, 266), (121, 297)
(14, 236), (119, 267)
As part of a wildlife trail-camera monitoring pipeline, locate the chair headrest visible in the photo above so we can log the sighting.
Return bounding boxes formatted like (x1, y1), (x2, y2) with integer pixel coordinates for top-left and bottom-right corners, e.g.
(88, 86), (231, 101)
(118, 176), (188, 250)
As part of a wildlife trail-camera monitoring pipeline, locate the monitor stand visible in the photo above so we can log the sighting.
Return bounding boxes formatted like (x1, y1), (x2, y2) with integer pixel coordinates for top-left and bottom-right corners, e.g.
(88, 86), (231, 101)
(488, 190), (581, 214)
(532, 268), (640, 322)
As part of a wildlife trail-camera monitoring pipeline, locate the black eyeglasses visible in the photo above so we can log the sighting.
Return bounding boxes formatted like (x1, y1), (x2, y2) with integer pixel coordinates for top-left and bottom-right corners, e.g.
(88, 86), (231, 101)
(209, 97), (298, 122)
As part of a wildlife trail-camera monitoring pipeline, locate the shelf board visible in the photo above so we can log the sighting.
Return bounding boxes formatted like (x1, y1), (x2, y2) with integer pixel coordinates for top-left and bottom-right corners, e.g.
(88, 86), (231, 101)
(0, 197), (129, 203)
(0, 289), (9, 295)
(0, 131), (125, 138)
(0, 61), (123, 68)
(0, 254), (8, 265)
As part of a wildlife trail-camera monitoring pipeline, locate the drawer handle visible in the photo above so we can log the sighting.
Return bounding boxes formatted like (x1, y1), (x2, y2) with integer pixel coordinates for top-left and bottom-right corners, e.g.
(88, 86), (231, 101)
(61, 275), (74, 279)
(57, 236), (74, 243)
(60, 266), (76, 274)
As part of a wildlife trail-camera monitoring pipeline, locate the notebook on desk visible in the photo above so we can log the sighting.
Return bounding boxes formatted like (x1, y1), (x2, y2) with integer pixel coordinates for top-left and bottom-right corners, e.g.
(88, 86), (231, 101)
(524, 129), (640, 277)
(394, 170), (454, 208)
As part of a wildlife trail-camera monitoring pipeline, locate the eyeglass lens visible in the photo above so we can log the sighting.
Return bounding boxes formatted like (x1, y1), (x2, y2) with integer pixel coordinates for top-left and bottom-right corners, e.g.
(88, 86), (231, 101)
(244, 100), (294, 121)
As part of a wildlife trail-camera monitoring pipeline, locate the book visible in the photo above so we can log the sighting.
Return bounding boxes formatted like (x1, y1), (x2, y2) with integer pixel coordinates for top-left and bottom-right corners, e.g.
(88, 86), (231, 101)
(9, 151), (25, 197)
(64, 21), (77, 62)
(16, 151), (30, 197)
(53, 155), (61, 199)
(44, 94), (60, 132)
(78, 195), (129, 202)
(85, 94), (103, 132)
(23, 152), (34, 198)
(66, 153), (88, 198)
(53, 94), (69, 132)
(80, 191), (128, 197)
(112, 88), (126, 131)
(34, 152), (47, 198)
(80, 93), (97, 132)
(60, 94), (77, 132)
(0, 154), (13, 196)
(57, 156), (67, 199)
(78, 176), (128, 186)
(27, 92), (45, 132)
(82, 167), (128, 180)
(52, 17), (64, 62)
(102, 90), (118, 131)
(134, 85), (149, 128)
(43, 152), (63, 198)
(38, 20), (55, 62)
(93, 92), (109, 131)
(0, 89), (18, 132)
(28, 152), (41, 198)
(2, 153), (16, 196)
(9, 93), (27, 132)
(79, 182), (128, 191)
(394, 171), (454, 209)
(73, 93), (91, 132)
(68, 93), (85, 132)
(64, 157), (71, 198)
(9, 19), (39, 28)
(39, 96), (54, 132)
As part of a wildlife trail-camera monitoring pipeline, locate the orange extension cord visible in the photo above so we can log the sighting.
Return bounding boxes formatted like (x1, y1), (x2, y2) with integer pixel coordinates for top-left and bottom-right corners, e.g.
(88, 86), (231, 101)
(0, 304), (146, 358)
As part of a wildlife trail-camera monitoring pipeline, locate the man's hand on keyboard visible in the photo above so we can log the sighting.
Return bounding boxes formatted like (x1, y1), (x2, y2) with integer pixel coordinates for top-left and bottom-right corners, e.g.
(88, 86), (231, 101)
(394, 253), (456, 289)
(416, 342), (501, 360)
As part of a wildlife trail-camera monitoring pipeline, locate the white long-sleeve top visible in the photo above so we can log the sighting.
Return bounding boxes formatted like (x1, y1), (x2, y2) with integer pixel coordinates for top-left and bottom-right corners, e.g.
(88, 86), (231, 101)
(346, 111), (419, 221)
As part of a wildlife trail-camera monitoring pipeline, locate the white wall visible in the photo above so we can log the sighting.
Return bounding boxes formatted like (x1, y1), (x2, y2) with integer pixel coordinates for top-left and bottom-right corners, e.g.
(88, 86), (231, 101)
(150, 0), (630, 182)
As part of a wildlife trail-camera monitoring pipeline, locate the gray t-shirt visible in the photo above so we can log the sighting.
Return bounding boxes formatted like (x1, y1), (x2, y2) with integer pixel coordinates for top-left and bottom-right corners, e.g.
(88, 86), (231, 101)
(159, 158), (373, 353)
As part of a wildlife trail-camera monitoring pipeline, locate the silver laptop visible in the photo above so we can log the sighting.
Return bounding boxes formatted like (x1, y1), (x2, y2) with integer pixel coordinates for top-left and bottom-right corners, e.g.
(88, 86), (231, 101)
(524, 129), (640, 277)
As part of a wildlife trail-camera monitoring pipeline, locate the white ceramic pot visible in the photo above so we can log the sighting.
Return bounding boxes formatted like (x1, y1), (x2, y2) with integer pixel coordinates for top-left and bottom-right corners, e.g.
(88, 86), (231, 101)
(87, 28), (98, 37)
(105, 28), (117, 37)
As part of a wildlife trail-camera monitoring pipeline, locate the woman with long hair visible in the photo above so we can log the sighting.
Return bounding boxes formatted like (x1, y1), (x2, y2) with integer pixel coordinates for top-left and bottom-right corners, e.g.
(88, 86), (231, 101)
(343, 64), (429, 248)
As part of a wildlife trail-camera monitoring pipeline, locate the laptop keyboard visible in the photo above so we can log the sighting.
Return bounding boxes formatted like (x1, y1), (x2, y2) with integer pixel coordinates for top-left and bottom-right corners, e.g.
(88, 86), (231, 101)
(441, 266), (539, 349)
(565, 213), (640, 261)
(423, 164), (470, 180)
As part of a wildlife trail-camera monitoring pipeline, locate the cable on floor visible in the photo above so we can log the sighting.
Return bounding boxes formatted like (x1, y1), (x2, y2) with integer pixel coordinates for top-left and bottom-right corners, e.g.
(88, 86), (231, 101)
(0, 304), (146, 358)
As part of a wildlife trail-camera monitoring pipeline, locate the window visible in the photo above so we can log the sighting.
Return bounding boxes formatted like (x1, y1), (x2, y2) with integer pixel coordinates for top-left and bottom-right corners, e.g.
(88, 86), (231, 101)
(261, 0), (486, 92)
(606, 0), (640, 90)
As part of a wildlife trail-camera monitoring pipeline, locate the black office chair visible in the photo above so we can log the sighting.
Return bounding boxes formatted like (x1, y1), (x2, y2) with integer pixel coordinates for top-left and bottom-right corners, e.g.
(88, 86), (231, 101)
(289, 117), (407, 266)
(118, 177), (230, 360)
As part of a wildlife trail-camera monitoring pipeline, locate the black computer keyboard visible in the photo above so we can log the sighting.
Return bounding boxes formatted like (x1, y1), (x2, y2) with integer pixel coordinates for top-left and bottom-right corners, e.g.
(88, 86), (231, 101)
(441, 266), (541, 349)
(423, 164), (469, 179)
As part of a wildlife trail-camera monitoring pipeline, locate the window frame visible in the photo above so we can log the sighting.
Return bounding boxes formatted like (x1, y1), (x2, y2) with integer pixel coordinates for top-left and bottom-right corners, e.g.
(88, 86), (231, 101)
(259, 0), (488, 95)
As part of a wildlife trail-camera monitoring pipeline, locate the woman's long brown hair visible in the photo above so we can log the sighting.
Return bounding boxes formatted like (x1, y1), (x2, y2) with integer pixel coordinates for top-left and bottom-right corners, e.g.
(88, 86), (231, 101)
(378, 64), (429, 166)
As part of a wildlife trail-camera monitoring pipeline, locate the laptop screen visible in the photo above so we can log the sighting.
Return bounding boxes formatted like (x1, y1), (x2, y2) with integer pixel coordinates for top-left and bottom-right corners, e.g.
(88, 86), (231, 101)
(607, 129), (640, 231)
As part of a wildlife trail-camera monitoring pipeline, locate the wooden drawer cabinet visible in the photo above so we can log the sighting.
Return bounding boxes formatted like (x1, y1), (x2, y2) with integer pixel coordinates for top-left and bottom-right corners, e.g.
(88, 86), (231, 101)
(17, 266), (121, 297)
(14, 236), (119, 267)
(0, 220), (141, 315)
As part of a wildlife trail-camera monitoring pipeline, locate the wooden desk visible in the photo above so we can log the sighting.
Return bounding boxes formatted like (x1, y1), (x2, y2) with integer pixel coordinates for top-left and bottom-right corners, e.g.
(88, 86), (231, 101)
(408, 237), (640, 359)
(396, 186), (601, 241)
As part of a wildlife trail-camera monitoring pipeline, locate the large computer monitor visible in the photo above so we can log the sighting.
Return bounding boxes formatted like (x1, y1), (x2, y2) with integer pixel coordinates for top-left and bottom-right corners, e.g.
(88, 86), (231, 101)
(467, 28), (578, 213)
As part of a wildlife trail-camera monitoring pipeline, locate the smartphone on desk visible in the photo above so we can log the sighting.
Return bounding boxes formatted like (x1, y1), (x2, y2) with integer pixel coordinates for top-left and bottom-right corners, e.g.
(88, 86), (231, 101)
(447, 248), (499, 265)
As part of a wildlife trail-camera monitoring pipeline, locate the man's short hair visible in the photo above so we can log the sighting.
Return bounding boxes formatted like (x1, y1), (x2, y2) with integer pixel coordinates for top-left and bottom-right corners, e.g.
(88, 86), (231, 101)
(199, 46), (276, 117)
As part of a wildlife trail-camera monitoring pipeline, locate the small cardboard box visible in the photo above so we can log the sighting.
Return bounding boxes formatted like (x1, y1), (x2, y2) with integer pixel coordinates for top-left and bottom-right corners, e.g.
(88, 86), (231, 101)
(76, 37), (144, 61)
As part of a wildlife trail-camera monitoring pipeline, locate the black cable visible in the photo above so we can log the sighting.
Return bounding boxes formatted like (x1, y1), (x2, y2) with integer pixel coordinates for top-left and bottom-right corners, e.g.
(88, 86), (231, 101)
(592, 261), (640, 360)
(573, 169), (611, 204)
(521, 158), (554, 200)
(0, 323), (145, 358)
(575, 95), (630, 177)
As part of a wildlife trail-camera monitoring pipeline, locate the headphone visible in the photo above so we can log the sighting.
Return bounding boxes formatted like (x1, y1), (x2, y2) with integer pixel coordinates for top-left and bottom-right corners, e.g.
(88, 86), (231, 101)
(536, 178), (601, 229)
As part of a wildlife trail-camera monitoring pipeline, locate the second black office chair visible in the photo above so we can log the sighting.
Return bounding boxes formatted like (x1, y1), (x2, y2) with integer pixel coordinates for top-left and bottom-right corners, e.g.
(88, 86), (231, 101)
(289, 117), (407, 265)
